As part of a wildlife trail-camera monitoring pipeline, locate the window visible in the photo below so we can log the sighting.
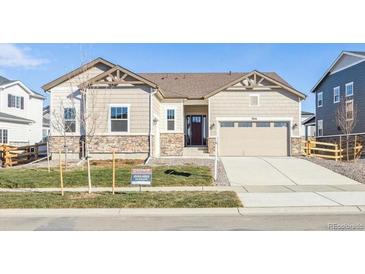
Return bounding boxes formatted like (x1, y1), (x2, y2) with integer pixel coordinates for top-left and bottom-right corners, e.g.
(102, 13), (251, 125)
(317, 92), (323, 107)
(249, 95), (259, 106)
(333, 86), (340, 103)
(274, 122), (287, 128)
(110, 106), (128, 132)
(256, 122), (270, 127)
(317, 120), (323, 137)
(345, 82), (353, 97)
(238, 122), (252, 127)
(64, 107), (76, 133)
(220, 121), (235, 128)
(346, 100), (354, 121)
(8, 94), (24, 109)
(166, 109), (175, 131)
(0, 129), (8, 144)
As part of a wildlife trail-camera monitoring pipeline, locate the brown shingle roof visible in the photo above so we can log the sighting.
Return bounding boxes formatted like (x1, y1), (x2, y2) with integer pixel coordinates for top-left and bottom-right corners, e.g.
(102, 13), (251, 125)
(140, 72), (294, 99)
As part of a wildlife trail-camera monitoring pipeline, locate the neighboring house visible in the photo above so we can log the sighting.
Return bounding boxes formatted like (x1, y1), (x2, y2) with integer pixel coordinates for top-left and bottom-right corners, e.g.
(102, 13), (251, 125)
(301, 111), (315, 139)
(311, 51), (365, 140)
(0, 75), (45, 146)
(42, 106), (50, 142)
(42, 58), (305, 159)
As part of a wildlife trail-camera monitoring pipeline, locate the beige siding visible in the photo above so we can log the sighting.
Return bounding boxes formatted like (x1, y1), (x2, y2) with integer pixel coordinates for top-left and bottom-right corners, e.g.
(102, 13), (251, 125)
(50, 87), (81, 136)
(184, 105), (208, 116)
(88, 86), (151, 135)
(159, 100), (184, 133)
(152, 94), (161, 118)
(209, 89), (300, 137)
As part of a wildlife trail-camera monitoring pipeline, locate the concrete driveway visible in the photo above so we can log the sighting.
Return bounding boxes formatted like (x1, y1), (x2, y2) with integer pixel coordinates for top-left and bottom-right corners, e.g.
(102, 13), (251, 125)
(221, 157), (359, 186)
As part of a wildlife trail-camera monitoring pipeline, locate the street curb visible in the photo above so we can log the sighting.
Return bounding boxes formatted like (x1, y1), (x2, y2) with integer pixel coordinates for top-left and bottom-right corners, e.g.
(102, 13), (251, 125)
(0, 206), (364, 217)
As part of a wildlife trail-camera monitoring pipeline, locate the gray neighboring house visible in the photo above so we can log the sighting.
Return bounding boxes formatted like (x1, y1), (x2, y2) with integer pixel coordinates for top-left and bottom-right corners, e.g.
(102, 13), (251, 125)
(311, 51), (365, 141)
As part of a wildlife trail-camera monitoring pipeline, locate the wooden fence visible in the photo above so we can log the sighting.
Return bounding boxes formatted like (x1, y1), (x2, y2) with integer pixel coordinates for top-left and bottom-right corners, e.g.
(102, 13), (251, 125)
(302, 139), (362, 161)
(0, 142), (47, 167)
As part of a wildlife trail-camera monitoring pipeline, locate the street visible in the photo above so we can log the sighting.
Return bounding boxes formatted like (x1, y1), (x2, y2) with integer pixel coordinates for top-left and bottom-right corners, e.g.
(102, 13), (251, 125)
(1, 214), (365, 231)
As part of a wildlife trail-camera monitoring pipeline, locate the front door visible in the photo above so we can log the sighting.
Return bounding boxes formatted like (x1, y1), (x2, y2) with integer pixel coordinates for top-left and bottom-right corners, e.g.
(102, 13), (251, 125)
(191, 115), (203, 145)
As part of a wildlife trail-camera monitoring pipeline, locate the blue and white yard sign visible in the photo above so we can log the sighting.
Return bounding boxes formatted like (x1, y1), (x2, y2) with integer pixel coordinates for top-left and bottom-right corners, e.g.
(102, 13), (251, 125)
(131, 168), (152, 186)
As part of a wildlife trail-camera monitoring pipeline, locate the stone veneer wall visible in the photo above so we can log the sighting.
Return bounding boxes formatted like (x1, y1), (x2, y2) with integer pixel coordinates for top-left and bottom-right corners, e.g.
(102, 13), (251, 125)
(88, 135), (149, 153)
(208, 137), (216, 156)
(49, 136), (81, 154)
(160, 133), (184, 156)
(290, 137), (302, 156)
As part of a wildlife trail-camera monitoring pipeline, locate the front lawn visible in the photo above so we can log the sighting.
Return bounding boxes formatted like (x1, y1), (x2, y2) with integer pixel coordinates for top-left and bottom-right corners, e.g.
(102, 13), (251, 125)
(0, 191), (241, 208)
(0, 165), (213, 188)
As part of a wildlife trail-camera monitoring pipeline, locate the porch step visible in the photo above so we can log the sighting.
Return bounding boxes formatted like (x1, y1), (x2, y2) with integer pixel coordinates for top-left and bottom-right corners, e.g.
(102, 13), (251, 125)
(183, 147), (209, 157)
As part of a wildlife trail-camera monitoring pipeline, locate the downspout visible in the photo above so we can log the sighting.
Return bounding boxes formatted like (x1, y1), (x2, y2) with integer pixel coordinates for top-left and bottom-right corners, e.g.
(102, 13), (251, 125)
(145, 87), (157, 165)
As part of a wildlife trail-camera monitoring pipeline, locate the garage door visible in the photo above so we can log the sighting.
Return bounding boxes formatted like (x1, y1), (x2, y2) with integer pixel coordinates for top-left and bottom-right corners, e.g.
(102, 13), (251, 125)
(218, 121), (289, 156)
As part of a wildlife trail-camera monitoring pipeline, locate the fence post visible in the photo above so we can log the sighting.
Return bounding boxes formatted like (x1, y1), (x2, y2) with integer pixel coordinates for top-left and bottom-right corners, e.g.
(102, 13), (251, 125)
(335, 144), (338, 162)
(354, 135), (357, 161)
(112, 150), (116, 195)
(59, 150), (64, 196)
(87, 157), (92, 194)
(339, 136), (342, 161)
(307, 140), (311, 156)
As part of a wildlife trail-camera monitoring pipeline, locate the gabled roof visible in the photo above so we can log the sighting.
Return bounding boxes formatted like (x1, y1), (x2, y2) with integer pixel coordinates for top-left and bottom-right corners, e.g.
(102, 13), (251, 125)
(301, 111), (314, 116)
(79, 65), (159, 90)
(202, 70), (305, 99)
(311, 51), (365, 93)
(0, 75), (45, 99)
(0, 76), (15, 86)
(0, 112), (34, 124)
(302, 115), (315, 126)
(141, 71), (304, 99)
(42, 57), (115, 91)
(43, 57), (303, 100)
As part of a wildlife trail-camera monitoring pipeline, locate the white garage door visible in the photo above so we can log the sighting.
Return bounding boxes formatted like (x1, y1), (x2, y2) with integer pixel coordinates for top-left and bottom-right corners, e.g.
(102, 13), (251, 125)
(218, 121), (289, 156)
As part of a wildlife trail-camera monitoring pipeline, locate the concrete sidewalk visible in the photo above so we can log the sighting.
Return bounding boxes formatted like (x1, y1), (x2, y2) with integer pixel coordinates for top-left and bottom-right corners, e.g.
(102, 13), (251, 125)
(2, 184), (365, 193)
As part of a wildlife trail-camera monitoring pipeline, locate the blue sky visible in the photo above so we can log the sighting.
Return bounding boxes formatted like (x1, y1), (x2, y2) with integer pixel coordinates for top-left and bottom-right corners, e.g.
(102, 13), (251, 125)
(1, 43), (365, 111)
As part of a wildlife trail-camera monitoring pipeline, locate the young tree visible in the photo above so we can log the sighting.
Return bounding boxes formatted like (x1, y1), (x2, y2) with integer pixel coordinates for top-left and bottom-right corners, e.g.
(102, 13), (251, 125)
(336, 99), (358, 161)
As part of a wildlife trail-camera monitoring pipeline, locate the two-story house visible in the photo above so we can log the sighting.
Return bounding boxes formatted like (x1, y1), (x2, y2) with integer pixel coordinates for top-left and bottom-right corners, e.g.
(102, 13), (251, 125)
(0, 76), (45, 146)
(311, 51), (365, 142)
(42, 57), (305, 160)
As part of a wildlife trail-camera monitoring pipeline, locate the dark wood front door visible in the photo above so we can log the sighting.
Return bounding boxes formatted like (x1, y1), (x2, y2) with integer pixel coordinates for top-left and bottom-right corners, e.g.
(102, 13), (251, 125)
(191, 115), (202, 145)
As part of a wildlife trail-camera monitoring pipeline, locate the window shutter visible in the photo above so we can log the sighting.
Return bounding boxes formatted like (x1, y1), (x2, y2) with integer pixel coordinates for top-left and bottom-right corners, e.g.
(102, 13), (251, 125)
(21, 97), (24, 109)
(8, 95), (11, 107)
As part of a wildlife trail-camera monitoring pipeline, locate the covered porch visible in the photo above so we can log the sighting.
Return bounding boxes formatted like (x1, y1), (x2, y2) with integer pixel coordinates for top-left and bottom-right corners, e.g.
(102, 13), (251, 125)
(183, 101), (209, 148)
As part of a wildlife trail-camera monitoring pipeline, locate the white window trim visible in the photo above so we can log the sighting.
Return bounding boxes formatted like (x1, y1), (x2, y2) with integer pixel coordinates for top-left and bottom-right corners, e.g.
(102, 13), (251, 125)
(333, 86), (340, 103)
(345, 82), (354, 97)
(317, 92), (323, 107)
(0, 129), (9, 144)
(165, 107), (177, 131)
(346, 99), (354, 121)
(108, 104), (131, 134)
(317, 120), (323, 137)
(249, 94), (260, 107)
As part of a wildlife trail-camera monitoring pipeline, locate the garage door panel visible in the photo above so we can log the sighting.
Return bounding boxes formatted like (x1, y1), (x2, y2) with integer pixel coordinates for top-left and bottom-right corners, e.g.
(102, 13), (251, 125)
(219, 121), (288, 156)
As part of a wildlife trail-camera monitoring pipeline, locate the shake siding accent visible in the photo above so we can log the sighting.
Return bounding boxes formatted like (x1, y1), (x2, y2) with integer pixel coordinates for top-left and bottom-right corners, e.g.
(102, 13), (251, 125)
(89, 86), (151, 135)
(316, 60), (365, 136)
(160, 100), (183, 133)
(57, 64), (111, 88)
(209, 89), (300, 136)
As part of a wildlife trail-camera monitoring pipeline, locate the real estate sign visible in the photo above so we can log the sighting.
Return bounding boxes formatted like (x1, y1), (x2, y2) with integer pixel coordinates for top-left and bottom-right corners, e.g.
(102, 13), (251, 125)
(131, 168), (152, 185)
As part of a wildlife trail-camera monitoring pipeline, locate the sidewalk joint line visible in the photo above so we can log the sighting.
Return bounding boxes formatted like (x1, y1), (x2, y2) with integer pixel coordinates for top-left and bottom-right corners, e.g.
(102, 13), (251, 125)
(314, 192), (344, 206)
(258, 157), (299, 185)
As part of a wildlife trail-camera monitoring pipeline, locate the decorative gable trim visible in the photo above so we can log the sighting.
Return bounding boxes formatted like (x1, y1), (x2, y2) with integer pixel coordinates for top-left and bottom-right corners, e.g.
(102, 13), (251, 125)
(204, 70), (305, 99)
